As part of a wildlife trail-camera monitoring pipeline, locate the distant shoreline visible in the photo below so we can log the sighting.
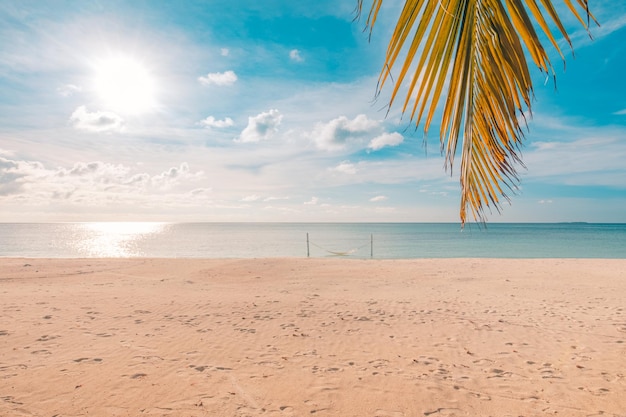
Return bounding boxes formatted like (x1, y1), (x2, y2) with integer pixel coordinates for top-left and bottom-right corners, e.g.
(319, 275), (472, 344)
(1, 223), (624, 259)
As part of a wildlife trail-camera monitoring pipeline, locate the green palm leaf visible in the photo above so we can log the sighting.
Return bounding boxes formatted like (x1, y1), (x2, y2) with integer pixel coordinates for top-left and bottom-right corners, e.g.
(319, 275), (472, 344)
(359, 0), (597, 224)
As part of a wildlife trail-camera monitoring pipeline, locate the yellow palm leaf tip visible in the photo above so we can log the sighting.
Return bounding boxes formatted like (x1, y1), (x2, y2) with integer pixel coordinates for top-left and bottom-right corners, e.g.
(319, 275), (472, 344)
(359, 0), (597, 225)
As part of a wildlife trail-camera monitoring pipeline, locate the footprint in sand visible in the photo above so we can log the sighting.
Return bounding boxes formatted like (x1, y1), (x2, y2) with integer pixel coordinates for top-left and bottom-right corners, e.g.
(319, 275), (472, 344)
(412, 356), (440, 366)
(234, 327), (257, 334)
(73, 357), (102, 363)
(588, 387), (611, 396)
(278, 405), (295, 415)
(36, 335), (59, 342)
(369, 359), (390, 369)
(468, 390), (492, 401)
(257, 360), (285, 369)
(486, 368), (513, 379)
(0, 364), (27, 373)
(374, 410), (405, 417)
(539, 363), (563, 379)
(1, 396), (24, 405)
(423, 408), (461, 416)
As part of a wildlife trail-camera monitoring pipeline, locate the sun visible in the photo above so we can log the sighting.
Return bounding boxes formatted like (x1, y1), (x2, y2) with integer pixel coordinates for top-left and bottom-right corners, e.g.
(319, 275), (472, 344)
(93, 55), (156, 115)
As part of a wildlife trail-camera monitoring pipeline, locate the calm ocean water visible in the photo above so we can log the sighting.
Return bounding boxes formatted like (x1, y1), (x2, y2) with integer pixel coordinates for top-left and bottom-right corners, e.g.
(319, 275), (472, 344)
(0, 222), (624, 259)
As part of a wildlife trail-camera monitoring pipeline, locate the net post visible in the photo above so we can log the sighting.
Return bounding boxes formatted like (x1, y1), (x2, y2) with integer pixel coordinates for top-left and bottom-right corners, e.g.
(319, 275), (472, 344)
(370, 234), (373, 259)
(307, 233), (310, 257)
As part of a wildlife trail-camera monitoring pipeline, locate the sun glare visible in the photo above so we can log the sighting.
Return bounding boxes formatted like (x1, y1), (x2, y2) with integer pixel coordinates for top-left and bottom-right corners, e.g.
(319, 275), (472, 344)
(77, 222), (167, 257)
(93, 55), (156, 114)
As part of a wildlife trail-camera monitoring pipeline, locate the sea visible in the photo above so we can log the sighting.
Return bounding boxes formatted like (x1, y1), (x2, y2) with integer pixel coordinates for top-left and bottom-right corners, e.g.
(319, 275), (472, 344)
(0, 222), (624, 259)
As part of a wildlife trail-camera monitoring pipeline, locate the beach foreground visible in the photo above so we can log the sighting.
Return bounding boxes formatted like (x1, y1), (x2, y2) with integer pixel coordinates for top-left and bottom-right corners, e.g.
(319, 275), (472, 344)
(1, 258), (625, 417)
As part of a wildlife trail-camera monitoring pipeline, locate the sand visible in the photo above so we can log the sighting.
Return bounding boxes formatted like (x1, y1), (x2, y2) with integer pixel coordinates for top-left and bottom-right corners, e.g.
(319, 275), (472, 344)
(0, 258), (625, 417)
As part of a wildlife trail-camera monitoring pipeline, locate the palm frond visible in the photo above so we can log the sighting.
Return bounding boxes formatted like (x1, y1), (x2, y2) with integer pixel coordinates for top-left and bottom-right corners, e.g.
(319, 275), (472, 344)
(360, 0), (596, 224)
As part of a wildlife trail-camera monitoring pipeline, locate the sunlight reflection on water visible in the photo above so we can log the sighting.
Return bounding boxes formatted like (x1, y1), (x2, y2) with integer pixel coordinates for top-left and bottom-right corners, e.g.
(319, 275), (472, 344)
(1, 222), (623, 259)
(73, 222), (167, 257)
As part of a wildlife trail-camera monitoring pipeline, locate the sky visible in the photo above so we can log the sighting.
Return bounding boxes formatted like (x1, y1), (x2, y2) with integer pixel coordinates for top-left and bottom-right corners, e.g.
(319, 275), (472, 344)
(1, 0), (625, 223)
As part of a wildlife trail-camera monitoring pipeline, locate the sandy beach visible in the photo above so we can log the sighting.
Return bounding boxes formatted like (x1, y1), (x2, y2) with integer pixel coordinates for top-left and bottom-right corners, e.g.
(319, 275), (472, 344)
(1, 258), (625, 417)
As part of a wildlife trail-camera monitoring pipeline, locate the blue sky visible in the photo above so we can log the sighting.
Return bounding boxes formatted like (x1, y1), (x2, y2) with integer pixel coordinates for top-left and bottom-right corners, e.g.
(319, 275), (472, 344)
(1, 0), (625, 223)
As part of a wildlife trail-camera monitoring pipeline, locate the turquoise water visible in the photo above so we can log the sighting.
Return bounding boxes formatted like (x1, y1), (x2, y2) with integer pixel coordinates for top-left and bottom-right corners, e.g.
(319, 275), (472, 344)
(0, 222), (624, 259)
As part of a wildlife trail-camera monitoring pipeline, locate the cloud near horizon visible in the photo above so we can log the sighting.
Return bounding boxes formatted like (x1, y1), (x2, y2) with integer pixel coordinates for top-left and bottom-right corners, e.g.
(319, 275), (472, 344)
(0, 155), (204, 205)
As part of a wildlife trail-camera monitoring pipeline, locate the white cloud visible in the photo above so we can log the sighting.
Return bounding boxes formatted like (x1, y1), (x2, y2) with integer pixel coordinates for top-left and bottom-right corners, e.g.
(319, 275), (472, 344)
(532, 142), (558, 151)
(57, 84), (82, 97)
(198, 70), (238, 86)
(613, 109), (626, 115)
(333, 161), (357, 175)
(289, 49), (304, 62)
(264, 196), (289, 202)
(0, 156), (204, 204)
(566, 13), (626, 49)
(236, 109), (283, 143)
(241, 194), (261, 202)
(525, 136), (626, 187)
(58, 161), (130, 180)
(220, 48), (230, 56)
(69, 106), (124, 133)
(190, 187), (212, 195)
(304, 196), (319, 205)
(199, 116), (235, 129)
(150, 163), (203, 190)
(368, 132), (404, 150)
(370, 195), (388, 202)
(311, 114), (379, 151)
(0, 156), (45, 196)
